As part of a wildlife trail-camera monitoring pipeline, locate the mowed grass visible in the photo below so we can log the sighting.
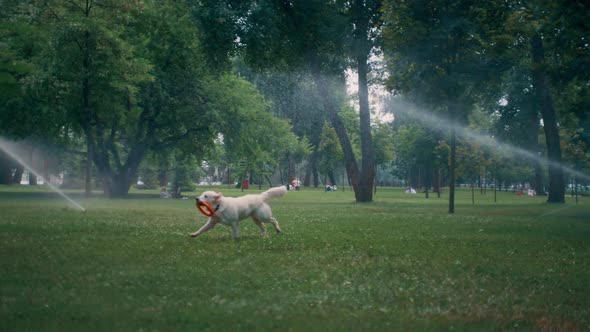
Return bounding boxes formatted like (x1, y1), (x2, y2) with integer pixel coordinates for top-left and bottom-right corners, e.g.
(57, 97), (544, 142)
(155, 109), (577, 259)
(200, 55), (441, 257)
(1, 185), (589, 331)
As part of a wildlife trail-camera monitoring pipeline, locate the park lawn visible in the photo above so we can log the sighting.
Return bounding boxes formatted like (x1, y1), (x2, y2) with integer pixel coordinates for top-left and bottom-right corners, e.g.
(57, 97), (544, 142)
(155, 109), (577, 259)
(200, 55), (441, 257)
(1, 185), (589, 331)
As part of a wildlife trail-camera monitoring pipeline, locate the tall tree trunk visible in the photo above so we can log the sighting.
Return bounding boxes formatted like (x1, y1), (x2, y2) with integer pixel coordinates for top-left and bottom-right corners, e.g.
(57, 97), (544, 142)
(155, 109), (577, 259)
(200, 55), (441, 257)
(437, 168), (442, 198)
(529, 111), (545, 195)
(417, 167), (422, 190)
(303, 149), (320, 188)
(448, 127), (457, 214)
(158, 170), (168, 187)
(28, 146), (37, 185)
(304, 165), (311, 187)
(287, 153), (296, 186)
(479, 169), (483, 195)
(171, 165), (186, 199)
(13, 165), (24, 185)
(29, 173), (37, 185)
(102, 148), (145, 197)
(433, 168), (439, 193)
(310, 57), (361, 200)
(327, 170), (337, 187)
(494, 174), (497, 203)
(353, 0), (376, 202)
(83, 27), (93, 198)
(530, 34), (565, 203)
(533, 159), (544, 195)
(0, 151), (13, 184)
(43, 155), (50, 185)
(357, 50), (375, 202)
(108, 170), (136, 197)
(312, 153), (320, 188)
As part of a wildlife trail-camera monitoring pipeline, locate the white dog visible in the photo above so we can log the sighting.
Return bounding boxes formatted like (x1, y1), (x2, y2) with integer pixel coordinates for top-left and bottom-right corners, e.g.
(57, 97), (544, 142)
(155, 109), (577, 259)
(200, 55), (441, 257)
(191, 186), (287, 238)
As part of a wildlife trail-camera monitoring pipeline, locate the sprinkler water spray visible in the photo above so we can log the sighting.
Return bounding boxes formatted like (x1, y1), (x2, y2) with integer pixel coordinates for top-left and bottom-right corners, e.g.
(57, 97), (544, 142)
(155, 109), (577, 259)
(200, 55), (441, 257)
(0, 138), (86, 212)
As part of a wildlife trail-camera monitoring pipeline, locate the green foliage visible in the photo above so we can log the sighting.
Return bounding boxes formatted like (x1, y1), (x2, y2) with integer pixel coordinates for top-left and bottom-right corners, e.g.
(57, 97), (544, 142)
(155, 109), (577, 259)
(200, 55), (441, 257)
(211, 74), (298, 169)
(190, 0), (248, 71)
(455, 142), (485, 183)
(382, 0), (505, 109)
(0, 0), (298, 196)
(238, 0), (349, 73)
(561, 128), (590, 177)
(372, 122), (395, 167)
(337, 105), (362, 158)
(239, 67), (327, 151)
(2, 0), (588, 198)
(392, 123), (438, 183)
(0, 7), (50, 140)
(318, 123), (344, 179)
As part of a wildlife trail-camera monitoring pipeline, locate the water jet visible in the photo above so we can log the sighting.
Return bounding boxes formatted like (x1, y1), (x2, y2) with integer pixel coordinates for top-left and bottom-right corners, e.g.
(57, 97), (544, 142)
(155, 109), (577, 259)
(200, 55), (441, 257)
(0, 138), (86, 212)
(387, 99), (590, 183)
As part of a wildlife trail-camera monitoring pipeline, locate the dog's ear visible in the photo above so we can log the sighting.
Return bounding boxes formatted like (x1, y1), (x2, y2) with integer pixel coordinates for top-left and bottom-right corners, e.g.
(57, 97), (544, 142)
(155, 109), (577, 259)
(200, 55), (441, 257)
(213, 192), (222, 202)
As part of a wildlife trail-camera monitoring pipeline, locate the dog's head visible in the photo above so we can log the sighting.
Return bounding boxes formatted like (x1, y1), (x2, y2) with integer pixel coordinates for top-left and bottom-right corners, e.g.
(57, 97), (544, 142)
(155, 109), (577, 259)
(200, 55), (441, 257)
(195, 191), (222, 205)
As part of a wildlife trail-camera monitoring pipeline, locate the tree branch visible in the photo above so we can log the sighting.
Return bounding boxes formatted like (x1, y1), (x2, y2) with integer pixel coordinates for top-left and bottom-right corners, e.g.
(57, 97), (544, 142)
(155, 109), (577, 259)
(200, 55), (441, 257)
(107, 125), (122, 171)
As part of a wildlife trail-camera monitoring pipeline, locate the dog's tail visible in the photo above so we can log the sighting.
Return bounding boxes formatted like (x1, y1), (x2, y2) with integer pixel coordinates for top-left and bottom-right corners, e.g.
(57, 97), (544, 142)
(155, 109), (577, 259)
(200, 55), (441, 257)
(261, 186), (287, 202)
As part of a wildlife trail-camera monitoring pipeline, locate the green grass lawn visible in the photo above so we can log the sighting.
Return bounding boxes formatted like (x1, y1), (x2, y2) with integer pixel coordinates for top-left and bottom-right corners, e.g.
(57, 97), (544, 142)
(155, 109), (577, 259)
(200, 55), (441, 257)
(1, 185), (589, 331)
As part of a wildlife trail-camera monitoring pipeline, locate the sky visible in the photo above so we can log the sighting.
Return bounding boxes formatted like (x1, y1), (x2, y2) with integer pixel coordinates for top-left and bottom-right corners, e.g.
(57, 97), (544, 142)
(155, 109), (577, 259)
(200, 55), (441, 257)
(345, 68), (394, 124)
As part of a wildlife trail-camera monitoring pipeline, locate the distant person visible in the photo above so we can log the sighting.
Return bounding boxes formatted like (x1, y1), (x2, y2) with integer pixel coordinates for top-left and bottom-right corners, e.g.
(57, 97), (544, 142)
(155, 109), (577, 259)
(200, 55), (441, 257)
(160, 187), (171, 198)
(292, 178), (301, 191)
(325, 184), (337, 192)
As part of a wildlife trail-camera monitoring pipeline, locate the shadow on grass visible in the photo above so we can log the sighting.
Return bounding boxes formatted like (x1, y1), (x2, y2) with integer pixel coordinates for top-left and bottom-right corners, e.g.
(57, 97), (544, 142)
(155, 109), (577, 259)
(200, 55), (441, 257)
(187, 234), (270, 245)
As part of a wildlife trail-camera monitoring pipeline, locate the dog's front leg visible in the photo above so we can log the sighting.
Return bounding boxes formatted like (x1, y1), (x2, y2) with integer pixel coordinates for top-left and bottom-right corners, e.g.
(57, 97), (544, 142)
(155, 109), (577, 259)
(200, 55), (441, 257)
(231, 223), (239, 239)
(190, 218), (216, 238)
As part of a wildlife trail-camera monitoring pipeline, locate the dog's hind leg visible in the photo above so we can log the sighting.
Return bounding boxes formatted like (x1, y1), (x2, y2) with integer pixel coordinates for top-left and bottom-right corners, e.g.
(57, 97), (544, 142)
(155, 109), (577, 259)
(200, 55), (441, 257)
(252, 218), (268, 237)
(253, 204), (282, 234)
(267, 217), (282, 233)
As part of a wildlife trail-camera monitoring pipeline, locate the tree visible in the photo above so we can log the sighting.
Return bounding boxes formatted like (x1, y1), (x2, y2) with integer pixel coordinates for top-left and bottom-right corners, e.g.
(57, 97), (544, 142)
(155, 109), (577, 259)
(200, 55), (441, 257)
(382, 0), (508, 213)
(530, 32), (565, 203)
(237, 66), (327, 187)
(318, 123), (345, 186)
(33, 0), (155, 196)
(2, 0), (300, 197)
(210, 74), (300, 187)
(485, 0), (590, 202)
(456, 141), (486, 203)
(372, 121), (395, 188)
(525, 1), (589, 203)
(346, 0), (383, 201)
(392, 122), (437, 191)
(491, 65), (545, 195)
(0, 3), (57, 183)
(235, 0), (382, 202)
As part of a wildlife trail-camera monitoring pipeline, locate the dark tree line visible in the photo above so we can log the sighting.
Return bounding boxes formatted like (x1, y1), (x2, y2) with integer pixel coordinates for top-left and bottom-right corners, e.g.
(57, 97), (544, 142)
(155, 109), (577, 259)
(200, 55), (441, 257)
(1, 0), (588, 207)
